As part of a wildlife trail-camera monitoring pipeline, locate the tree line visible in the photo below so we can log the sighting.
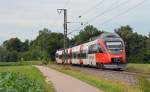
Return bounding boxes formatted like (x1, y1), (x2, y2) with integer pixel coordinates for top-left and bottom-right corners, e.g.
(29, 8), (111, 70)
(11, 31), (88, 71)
(0, 25), (149, 63)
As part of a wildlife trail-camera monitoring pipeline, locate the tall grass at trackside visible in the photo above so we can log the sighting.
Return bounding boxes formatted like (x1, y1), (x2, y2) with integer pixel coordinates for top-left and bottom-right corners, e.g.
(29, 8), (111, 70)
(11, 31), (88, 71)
(0, 65), (55, 92)
(126, 64), (150, 74)
(48, 65), (141, 92)
(138, 74), (150, 92)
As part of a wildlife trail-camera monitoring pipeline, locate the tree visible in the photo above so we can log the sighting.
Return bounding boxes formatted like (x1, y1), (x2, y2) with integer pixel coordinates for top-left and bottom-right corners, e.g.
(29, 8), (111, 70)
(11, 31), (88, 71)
(22, 40), (29, 52)
(146, 33), (150, 62)
(114, 25), (133, 56)
(71, 25), (103, 45)
(3, 38), (23, 52)
(30, 28), (64, 61)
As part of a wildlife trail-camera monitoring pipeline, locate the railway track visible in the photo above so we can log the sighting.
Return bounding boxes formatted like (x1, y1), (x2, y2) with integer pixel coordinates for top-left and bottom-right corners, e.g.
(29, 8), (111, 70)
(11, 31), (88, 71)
(67, 64), (150, 76)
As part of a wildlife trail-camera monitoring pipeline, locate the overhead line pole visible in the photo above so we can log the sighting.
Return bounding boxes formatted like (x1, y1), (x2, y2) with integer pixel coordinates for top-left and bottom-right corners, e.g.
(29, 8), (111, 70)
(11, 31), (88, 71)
(57, 9), (68, 64)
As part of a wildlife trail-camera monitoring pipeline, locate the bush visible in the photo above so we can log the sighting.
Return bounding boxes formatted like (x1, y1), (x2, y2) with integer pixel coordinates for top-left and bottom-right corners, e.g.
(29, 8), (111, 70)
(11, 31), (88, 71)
(0, 72), (44, 92)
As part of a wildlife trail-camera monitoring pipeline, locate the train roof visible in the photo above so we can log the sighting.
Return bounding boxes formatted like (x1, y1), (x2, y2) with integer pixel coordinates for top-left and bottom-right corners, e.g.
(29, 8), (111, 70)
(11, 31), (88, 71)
(100, 32), (120, 39)
(100, 32), (123, 42)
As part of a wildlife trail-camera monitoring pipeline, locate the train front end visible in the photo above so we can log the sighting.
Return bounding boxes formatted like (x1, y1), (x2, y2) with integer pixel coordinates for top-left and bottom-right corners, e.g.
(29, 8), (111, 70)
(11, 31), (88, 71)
(98, 33), (126, 70)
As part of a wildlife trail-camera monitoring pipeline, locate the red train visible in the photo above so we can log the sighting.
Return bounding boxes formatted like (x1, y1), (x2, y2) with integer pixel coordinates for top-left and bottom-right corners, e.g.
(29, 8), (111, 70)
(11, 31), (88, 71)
(55, 32), (126, 70)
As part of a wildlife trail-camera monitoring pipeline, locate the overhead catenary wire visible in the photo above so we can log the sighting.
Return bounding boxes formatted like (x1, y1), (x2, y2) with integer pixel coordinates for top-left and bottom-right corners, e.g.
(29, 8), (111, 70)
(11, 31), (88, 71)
(87, 0), (130, 22)
(98, 0), (147, 26)
(80, 0), (121, 19)
(79, 0), (105, 17)
(67, 0), (105, 31)
(69, 0), (147, 36)
(69, 0), (126, 34)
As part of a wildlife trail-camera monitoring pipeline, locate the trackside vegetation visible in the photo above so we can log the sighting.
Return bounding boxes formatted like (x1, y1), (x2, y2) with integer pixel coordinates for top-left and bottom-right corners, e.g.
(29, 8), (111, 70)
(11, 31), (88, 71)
(126, 64), (150, 74)
(138, 75), (150, 92)
(0, 72), (43, 92)
(0, 65), (55, 92)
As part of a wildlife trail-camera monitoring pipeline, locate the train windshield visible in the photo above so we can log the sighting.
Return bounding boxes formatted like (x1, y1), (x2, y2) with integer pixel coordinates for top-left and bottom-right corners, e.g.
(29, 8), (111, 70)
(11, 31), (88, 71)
(106, 42), (123, 54)
(106, 42), (122, 49)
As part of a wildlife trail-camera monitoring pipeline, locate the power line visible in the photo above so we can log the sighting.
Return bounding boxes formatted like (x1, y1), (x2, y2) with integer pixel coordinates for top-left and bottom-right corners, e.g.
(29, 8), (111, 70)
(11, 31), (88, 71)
(69, 0), (127, 34)
(87, 0), (130, 22)
(99, 0), (147, 25)
(69, 0), (146, 36)
(67, 0), (105, 30)
(71, 0), (130, 32)
(79, 0), (105, 17)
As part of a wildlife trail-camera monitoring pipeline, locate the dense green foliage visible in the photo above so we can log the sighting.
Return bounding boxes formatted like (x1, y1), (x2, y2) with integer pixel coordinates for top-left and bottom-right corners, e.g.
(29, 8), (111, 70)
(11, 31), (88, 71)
(0, 25), (149, 63)
(0, 65), (55, 92)
(30, 28), (64, 61)
(0, 28), (64, 62)
(0, 72), (44, 92)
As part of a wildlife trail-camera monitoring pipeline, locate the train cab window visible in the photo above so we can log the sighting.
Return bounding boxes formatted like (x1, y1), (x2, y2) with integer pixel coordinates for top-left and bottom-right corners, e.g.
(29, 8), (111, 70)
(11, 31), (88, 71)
(88, 44), (104, 54)
(97, 45), (103, 53)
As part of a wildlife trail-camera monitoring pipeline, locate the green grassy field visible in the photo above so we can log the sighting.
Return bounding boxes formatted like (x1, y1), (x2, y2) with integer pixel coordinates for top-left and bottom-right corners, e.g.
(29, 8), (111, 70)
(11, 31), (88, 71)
(0, 61), (54, 92)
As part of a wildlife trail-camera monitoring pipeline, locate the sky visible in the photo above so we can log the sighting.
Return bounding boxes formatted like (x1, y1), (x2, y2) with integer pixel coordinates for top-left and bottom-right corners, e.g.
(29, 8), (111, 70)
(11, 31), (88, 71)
(0, 0), (150, 44)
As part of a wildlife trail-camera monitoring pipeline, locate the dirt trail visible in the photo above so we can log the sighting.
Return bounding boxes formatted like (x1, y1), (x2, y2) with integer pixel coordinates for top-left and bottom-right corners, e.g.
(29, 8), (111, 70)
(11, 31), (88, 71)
(35, 65), (102, 92)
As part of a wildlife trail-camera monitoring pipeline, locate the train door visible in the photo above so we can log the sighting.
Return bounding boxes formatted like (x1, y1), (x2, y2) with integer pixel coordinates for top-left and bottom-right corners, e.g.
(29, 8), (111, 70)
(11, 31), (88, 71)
(88, 44), (97, 66)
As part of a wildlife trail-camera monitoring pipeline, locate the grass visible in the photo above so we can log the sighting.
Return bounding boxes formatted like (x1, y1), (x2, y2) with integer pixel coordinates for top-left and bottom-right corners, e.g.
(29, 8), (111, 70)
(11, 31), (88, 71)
(48, 64), (141, 92)
(138, 75), (150, 92)
(0, 65), (55, 92)
(126, 64), (150, 74)
(0, 72), (44, 92)
(0, 61), (42, 66)
(127, 64), (150, 92)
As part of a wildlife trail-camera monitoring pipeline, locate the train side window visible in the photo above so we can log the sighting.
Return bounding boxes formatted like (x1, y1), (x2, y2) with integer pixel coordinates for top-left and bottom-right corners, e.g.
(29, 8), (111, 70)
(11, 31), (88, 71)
(93, 44), (98, 53)
(74, 53), (76, 59)
(80, 50), (87, 59)
(72, 53), (74, 59)
(88, 44), (94, 54)
(77, 53), (80, 58)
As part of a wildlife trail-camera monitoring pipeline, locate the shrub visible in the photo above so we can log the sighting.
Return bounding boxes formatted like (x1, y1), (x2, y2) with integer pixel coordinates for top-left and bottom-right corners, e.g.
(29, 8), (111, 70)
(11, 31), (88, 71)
(0, 72), (44, 92)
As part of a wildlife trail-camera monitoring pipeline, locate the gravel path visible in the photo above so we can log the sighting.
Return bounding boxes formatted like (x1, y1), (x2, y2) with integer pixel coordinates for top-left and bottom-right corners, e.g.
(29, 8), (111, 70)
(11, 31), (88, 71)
(35, 65), (102, 92)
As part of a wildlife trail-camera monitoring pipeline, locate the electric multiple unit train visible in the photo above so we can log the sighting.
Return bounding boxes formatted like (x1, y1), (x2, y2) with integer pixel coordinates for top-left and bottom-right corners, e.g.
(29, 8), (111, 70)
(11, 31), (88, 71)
(55, 32), (126, 70)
